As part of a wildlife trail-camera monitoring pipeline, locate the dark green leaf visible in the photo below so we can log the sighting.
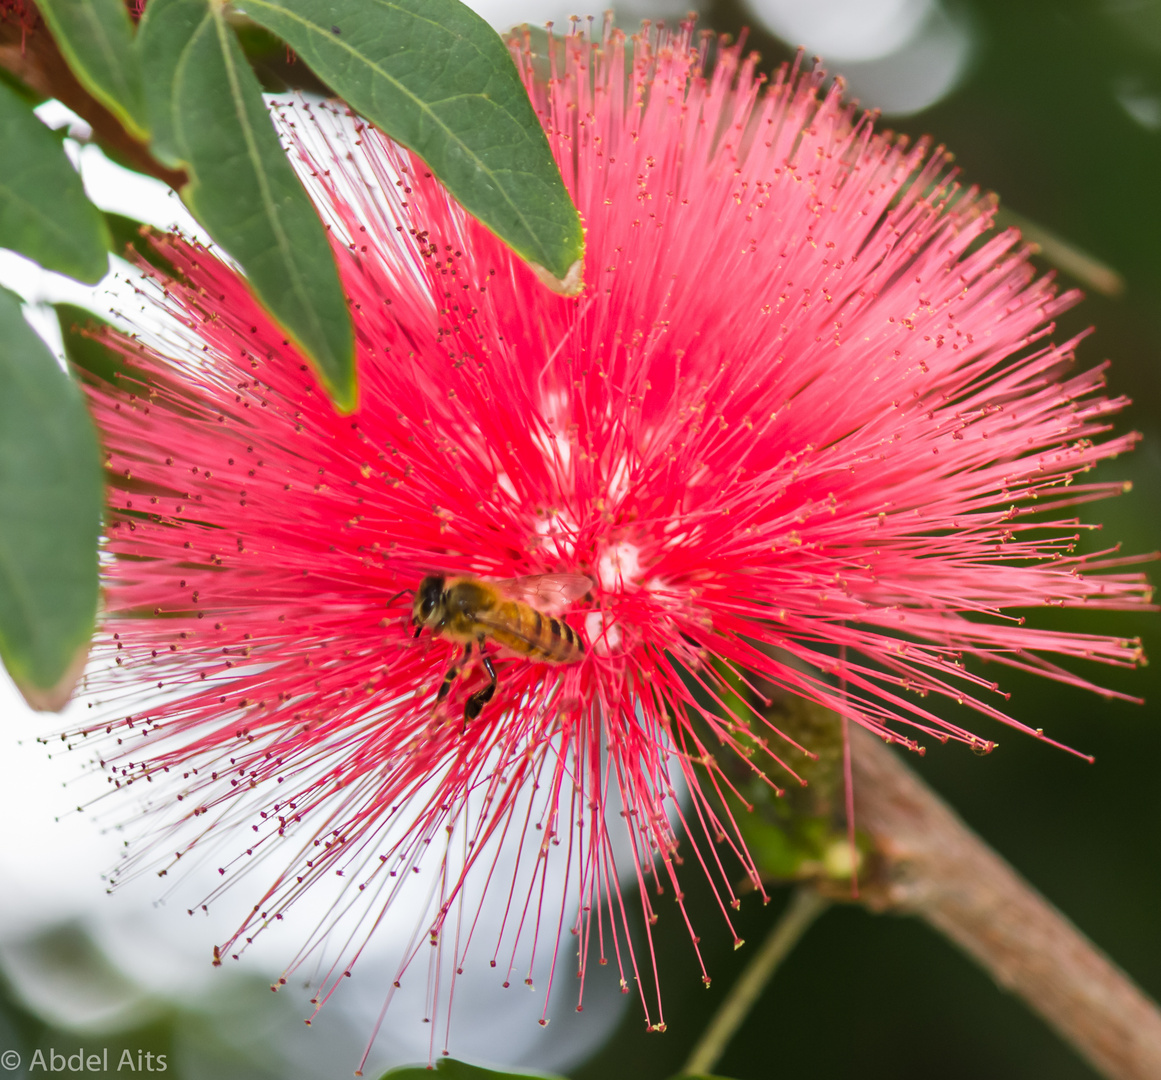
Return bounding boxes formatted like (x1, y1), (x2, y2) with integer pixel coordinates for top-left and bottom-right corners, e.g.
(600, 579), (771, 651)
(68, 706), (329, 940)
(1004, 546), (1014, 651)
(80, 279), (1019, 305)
(139, 0), (356, 410)
(0, 68), (46, 106)
(103, 212), (179, 276)
(667, 1075), (739, 1080)
(0, 81), (111, 283)
(233, 15), (332, 95)
(379, 1059), (562, 1080)
(137, 0), (207, 169)
(0, 287), (102, 710)
(237, 0), (584, 292)
(36, 0), (148, 139)
(667, 1074), (740, 1080)
(231, 16), (289, 61)
(55, 303), (126, 386)
(57, 303), (207, 422)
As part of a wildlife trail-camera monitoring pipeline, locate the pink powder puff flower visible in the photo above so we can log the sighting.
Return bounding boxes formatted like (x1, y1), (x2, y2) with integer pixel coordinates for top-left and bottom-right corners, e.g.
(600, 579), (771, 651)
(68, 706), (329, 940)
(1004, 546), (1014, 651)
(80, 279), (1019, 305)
(69, 18), (1150, 1062)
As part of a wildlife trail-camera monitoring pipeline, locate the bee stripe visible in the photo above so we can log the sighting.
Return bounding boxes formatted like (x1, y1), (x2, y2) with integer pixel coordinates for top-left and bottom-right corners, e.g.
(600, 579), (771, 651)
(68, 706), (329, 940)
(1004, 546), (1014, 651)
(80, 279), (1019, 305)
(548, 618), (562, 642)
(561, 622), (575, 646)
(532, 610), (543, 638)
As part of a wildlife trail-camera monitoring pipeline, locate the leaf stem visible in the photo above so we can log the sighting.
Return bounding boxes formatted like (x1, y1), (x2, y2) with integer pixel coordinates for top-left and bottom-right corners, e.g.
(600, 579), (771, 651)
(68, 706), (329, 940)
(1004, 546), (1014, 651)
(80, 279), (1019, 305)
(0, 20), (187, 190)
(680, 886), (830, 1077)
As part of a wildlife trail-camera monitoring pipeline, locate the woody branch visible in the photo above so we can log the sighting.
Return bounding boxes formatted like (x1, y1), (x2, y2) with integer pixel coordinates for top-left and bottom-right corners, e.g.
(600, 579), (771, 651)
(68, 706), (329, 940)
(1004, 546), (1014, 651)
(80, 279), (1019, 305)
(847, 724), (1161, 1080)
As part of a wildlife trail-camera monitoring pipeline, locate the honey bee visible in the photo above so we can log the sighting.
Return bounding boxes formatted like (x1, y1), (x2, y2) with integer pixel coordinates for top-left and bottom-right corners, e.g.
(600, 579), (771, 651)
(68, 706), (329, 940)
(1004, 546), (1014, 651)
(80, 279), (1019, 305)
(411, 573), (592, 721)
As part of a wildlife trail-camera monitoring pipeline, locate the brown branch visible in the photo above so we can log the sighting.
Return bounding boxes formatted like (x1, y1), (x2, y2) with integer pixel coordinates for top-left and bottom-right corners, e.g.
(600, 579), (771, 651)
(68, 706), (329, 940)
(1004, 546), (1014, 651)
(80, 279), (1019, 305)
(848, 724), (1161, 1080)
(0, 14), (187, 190)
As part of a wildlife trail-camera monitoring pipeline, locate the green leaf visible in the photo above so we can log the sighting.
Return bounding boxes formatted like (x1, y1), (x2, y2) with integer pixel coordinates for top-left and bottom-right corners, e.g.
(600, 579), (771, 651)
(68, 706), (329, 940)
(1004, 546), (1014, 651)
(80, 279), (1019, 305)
(237, 0), (585, 292)
(138, 0), (356, 410)
(102, 212), (180, 276)
(0, 81), (111, 283)
(35, 0), (148, 139)
(0, 288), (102, 710)
(57, 303), (207, 422)
(0, 68), (46, 106)
(667, 1074), (740, 1080)
(667, 1075), (740, 1080)
(379, 1060), (563, 1080)
(55, 303), (126, 386)
(137, 0), (207, 169)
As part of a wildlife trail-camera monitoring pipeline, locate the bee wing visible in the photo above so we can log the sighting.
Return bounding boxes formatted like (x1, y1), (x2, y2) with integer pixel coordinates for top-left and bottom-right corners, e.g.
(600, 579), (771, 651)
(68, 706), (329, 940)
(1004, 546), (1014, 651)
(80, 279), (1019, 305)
(497, 573), (593, 614)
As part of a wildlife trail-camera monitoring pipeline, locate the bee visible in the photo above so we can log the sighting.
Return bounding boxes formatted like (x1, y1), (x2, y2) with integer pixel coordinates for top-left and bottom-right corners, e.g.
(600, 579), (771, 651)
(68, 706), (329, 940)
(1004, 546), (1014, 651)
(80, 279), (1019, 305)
(411, 573), (592, 721)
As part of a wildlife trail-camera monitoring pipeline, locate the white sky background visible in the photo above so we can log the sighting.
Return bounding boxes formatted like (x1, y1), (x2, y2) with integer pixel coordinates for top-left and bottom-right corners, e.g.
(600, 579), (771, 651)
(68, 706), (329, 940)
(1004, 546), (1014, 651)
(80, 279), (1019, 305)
(0, 0), (983, 1073)
(472, 0), (976, 115)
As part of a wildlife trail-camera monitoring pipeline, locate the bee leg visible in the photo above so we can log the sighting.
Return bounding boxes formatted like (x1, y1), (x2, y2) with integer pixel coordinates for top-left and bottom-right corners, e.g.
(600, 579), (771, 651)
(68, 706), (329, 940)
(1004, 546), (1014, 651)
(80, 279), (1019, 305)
(437, 642), (472, 705)
(464, 636), (497, 721)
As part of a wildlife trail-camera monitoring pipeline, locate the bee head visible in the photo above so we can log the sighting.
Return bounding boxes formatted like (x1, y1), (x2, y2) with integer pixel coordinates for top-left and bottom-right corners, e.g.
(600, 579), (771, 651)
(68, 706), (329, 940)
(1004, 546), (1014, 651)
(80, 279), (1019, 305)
(412, 576), (445, 637)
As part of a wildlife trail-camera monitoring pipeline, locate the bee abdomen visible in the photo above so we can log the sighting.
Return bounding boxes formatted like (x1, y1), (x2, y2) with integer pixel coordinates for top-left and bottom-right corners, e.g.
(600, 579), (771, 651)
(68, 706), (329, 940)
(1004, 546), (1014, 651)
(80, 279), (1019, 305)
(540, 610), (584, 662)
(493, 602), (584, 663)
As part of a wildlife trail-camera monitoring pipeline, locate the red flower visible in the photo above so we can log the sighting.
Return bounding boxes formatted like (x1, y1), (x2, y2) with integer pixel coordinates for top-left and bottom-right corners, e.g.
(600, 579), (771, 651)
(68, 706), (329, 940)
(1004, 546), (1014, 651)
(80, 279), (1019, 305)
(71, 20), (1149, 1061)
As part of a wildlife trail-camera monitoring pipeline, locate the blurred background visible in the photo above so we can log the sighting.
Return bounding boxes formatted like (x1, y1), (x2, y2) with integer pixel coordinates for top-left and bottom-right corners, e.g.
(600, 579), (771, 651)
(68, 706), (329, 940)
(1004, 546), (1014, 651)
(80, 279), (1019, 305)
(0, 0), (1158, 1078)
